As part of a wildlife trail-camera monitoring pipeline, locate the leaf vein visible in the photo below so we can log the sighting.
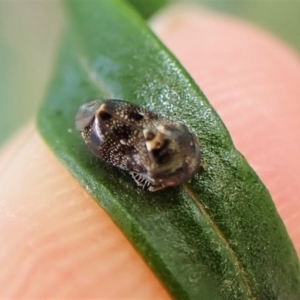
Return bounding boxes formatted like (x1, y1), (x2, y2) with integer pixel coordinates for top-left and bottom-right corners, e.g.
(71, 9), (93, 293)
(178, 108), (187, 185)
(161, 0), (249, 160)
(183, 183), (256, 299)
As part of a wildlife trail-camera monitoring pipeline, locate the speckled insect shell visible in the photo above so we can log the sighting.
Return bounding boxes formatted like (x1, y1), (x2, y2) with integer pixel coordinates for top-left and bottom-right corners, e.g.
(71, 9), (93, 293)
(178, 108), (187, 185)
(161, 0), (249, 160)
(75, 99), (201, 192)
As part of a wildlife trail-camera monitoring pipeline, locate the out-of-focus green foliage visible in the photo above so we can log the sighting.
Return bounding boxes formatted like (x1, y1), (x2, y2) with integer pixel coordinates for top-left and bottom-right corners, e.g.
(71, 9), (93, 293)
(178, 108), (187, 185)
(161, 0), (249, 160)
(128, 0), (171, 18)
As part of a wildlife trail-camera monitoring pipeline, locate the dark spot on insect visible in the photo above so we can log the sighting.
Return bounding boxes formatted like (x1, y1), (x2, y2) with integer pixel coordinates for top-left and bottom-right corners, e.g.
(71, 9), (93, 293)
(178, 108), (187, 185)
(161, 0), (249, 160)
(113, 124), (132, 140)
(119, 145), (136, 156)
(129, 111), (144, 121)
(98, 110), (112, 121)
(152, 139), (171, 164)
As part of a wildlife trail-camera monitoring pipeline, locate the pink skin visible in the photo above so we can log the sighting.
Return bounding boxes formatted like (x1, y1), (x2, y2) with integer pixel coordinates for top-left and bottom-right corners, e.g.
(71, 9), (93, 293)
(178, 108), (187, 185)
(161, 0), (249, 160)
(0, 5), (299, 298)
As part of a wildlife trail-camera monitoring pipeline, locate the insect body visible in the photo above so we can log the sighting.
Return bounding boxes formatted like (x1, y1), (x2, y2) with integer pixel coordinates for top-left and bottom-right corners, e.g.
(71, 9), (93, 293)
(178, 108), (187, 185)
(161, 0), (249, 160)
(75, 100), (201, 191)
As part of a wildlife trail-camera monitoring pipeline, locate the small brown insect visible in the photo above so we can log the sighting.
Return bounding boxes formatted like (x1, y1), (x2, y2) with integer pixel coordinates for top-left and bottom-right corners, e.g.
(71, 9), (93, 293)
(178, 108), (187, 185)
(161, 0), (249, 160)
(75, 100), (201, 191)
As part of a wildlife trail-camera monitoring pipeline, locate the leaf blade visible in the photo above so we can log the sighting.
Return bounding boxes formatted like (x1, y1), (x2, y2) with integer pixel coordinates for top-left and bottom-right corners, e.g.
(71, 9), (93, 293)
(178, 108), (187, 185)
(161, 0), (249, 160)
(37, 1), (300, 299)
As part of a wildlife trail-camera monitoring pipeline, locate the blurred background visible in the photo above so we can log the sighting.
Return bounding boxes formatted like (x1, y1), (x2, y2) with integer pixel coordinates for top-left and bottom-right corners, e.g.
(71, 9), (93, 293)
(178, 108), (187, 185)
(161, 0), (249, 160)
(1, 0), (300, 146)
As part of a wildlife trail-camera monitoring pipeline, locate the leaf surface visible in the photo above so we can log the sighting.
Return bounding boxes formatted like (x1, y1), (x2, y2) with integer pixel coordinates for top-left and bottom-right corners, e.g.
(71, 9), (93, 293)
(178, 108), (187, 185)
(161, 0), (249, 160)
(37, 1), (300, 299)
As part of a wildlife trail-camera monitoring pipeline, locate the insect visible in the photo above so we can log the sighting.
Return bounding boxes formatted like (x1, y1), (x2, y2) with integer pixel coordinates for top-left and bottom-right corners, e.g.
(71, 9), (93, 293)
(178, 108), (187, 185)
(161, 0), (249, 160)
(75, 99), (201, 192)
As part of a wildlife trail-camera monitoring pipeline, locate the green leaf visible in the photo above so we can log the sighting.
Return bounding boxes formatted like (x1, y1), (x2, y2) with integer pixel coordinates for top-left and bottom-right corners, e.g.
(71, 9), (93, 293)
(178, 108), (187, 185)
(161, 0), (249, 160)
(127, 0), (171, 19)
(37, 0), (300, 299)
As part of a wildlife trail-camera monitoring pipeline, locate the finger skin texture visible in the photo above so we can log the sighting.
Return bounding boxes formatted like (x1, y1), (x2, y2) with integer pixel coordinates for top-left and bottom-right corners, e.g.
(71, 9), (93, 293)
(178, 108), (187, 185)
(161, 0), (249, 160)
(0, 5), (299, 298)
(0, 125), (171, 299)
